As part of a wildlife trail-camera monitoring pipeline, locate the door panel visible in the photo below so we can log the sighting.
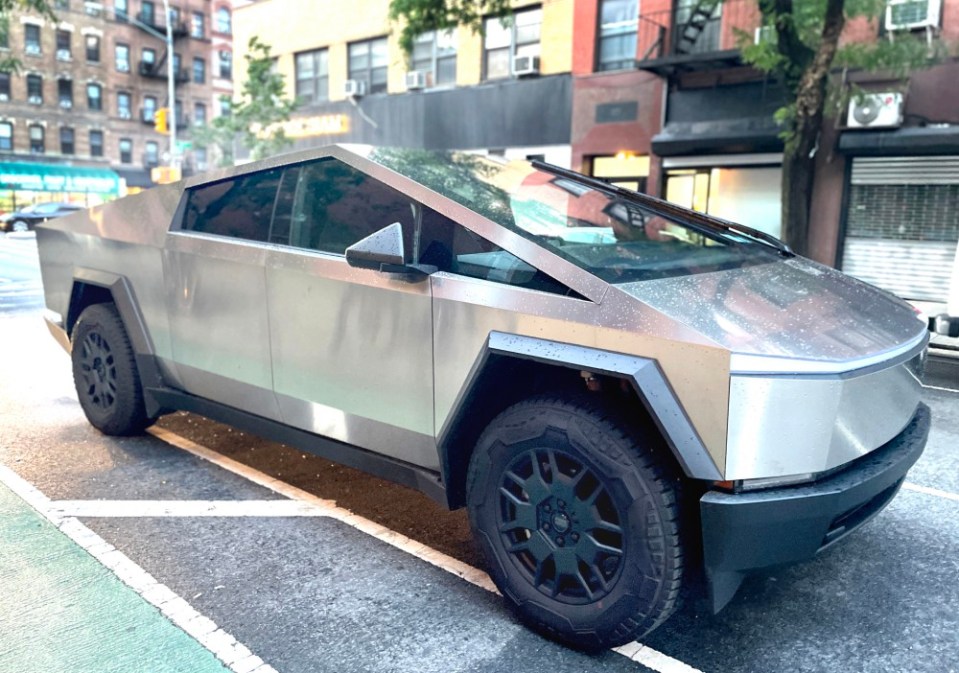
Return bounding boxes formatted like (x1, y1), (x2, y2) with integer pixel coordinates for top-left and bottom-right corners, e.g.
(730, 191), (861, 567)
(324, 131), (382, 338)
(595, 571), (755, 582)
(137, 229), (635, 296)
(266, 250), (436, 468)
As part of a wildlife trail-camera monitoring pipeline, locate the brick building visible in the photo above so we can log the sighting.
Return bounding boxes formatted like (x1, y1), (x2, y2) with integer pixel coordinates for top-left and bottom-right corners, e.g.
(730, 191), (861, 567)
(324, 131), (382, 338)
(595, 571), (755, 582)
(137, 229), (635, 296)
(0, 0), (235, 211)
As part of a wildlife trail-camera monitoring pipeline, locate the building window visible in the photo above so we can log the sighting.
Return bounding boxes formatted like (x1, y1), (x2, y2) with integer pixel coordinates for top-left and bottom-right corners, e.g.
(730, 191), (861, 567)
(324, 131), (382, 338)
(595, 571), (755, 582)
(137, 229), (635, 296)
(86, 82), (102, 110)
(25, 24), (41, 55)
(191, 11), (204, 38)
(0, 122), (12, 151)
(484, 7), (541, 79)
(295, 49), (327, 103)
(117, 91), (132, 119)
(29, 124), (44, 153)
(55, 0), (69, 8)
(218, 49), (232, 79)
(597, 0), (638, 71)
(193, 102), (206, 126)
(145, 140), (158, 166)
(141, 46), (156, 75)
(139, 0), (155, 26)
(411, 30), (457, 87)
(56, 29), (72, 61)
(194, 147), (207, 171)
(27, 74), (43, 104)
(119, 138), (132, 163)
(174, 98), (183, 124)
(348, 37), (388, 95)
(58, 78), (73, 108)
(192, 57), (205, 83)
(0, 73), (10, 101)
(60, 127), (75, 154)
(218, 96), (230, 117)
(142, 95), (157, 122)
(86, 34), (101, 62)
(89, 129), (103, 157)
(215, 6), (231, 34)
(169, 6), (181, 27)
(173, 52), (182, 76)
(115, 0), (128, 21)
(116, 43), (130, 72)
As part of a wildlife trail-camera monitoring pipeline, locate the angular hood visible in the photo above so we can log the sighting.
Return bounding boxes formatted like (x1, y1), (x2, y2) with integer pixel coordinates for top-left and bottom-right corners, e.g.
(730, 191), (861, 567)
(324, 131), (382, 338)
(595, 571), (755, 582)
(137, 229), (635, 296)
(615, 257), (927, 372)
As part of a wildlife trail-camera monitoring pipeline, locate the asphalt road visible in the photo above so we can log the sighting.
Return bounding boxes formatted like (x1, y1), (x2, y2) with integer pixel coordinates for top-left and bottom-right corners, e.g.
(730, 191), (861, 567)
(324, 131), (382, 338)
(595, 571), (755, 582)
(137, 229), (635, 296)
(1, 232), (958, 673)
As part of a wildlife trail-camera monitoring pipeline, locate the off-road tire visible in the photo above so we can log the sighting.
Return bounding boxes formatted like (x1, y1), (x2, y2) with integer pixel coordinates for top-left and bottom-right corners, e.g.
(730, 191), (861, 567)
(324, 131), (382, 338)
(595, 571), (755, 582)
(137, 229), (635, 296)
(466, 395), (685, 650)
(71, 303), (152, 436)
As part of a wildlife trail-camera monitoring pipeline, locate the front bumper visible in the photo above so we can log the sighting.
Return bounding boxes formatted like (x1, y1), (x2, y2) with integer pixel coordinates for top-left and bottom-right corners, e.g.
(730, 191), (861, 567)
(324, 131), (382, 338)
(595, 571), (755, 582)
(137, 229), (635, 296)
(701, 403), (931, 612)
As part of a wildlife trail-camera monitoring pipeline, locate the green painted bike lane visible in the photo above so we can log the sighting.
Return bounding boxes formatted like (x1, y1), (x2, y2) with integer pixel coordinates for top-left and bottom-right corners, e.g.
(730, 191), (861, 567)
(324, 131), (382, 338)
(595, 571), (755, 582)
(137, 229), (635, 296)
(0, 482), (230, 673)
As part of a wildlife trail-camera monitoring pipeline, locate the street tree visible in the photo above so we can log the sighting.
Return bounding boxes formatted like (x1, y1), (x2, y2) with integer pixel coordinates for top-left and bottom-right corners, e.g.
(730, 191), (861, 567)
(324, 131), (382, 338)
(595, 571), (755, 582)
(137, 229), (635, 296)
(389, 0), (946, 255)
(193, 37), (297, 167)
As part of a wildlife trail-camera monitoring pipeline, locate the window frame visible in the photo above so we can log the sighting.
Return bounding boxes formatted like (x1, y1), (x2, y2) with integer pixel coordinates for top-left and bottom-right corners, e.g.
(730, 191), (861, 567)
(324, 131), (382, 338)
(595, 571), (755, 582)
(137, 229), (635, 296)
(193, 101), (206, 126)
(56, 29), (72, 61)
(85, 34), (101, 62)
(294, 48), (328, 104)
(57, 78), (73, 108)
(115, 42), (131, 72)
(483, 6), (542, 80)
(596, 0), (639, 72)
(89, 129), (104, 157)
(347, 37), (388, 95)
(218, 49), (233, 79)
(192, 56), (205, 84)
(0, 72), (11, 100)
(215, 6), (231, 34)
(60, 126), (75, 155)
(29, 124), (45, 154)
(142, 94), (157, 122)
(27, 74), (43, 104)
(0, 122), (12, 152)
(119, 137), (133, 163)
(191, 11), (204, 38)
(25, 24), (41, 54)
(117, 91), (132, 119)
(410, 30), (457, 88)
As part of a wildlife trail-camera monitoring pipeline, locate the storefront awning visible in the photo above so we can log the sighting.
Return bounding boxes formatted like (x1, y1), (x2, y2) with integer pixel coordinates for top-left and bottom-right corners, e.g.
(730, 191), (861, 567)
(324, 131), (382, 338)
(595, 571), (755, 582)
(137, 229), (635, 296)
(838, 125), (959, 156)
(0, 161), (121, 195)
(652, 119), (784, 157)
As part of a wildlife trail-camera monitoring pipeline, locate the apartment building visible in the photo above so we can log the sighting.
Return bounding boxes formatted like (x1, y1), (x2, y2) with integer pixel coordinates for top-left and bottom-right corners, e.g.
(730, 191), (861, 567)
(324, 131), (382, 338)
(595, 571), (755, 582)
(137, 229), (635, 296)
(0, 0), (234, 211)
(233, 0), (576, 166)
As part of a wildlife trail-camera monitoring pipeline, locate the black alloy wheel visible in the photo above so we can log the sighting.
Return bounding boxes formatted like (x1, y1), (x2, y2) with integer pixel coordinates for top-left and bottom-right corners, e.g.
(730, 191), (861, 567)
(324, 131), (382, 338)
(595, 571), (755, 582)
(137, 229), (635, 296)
(71, 303), (152, 436)
(467, 395), (685, 650)
(497, 445), (626, 604)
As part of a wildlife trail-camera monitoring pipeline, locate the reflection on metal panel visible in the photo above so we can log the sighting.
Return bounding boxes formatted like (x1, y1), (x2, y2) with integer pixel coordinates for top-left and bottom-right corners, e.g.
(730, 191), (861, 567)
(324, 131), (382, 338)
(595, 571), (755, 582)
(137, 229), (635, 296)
(617, 256), (926, 367)
(726, 352), (924, 480)
(163, 232), (281, 420)
(266, 248), (436, 468)
(842, 238), (956, 303)
(431, 273), (732, 469)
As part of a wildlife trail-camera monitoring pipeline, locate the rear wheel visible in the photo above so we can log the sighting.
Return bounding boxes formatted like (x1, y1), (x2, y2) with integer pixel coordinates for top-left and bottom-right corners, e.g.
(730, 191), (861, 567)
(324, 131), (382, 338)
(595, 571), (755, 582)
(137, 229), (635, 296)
(11, 220), (29, 233)
(467, 395), (685, 650)
(71, 303), (152, 436)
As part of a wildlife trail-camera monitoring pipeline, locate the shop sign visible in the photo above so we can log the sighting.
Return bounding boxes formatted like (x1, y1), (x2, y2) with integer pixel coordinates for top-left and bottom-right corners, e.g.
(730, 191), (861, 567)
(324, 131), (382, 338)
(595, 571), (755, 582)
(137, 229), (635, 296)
(0, 163), (120, 194)
(254, 114), (351, 140)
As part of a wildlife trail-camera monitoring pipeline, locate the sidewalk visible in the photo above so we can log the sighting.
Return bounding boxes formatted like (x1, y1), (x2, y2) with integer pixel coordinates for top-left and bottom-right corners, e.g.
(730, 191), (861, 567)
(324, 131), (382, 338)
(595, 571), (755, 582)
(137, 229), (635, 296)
(0, 482), (229, 673)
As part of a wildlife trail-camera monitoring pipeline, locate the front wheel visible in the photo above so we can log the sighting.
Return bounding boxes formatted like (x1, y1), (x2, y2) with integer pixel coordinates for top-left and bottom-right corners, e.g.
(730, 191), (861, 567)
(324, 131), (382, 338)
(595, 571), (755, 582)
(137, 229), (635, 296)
(467, 395), (685, 650)
(71, 303), (152, 436)
(10, 220), (29, 233)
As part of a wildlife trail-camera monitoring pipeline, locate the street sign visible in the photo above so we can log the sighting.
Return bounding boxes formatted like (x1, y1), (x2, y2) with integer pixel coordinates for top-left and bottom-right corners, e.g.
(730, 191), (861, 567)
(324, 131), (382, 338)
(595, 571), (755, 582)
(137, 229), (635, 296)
(177, 141), (193, 151)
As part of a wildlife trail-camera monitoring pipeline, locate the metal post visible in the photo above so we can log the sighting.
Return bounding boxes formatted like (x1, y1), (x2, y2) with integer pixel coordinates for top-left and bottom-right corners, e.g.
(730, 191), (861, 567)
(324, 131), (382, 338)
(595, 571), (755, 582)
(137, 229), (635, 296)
(162, 0), (178, 170)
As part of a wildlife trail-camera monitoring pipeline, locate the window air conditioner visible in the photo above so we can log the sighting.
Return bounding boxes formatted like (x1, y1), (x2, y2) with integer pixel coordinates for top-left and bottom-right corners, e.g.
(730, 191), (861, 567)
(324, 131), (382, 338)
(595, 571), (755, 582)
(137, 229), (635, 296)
(343, 79), (367, 97)
(0, 93), (8, 102)
(512, 55), (540, 77)
(885, 0), (942, 30)
(406, 70), (427, 91)
(846, 92), (904, 129)
(25, 44), (41, 56)
(57, 49), (72, 61)
(60, 100), (73, 109)
(28, 95), (42, 105)
(119, 110), (132, 119)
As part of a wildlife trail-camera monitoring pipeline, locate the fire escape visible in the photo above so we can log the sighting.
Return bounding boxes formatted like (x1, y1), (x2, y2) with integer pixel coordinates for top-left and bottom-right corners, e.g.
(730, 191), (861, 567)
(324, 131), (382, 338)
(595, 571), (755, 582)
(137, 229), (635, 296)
(635, 0), (745, 76)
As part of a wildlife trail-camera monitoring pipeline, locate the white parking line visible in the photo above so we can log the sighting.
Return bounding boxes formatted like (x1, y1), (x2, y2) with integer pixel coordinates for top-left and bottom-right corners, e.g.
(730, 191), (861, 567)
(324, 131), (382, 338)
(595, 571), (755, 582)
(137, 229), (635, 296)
(49, 500), (330, 517)
(903, 482), (959, 502)
(147, 426), (704, 673)
(0, 463), (279, 673)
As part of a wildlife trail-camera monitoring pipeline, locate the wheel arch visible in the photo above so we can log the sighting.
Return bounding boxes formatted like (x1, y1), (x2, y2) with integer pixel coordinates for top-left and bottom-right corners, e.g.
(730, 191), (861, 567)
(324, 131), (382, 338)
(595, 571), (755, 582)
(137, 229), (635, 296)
(438, 332), (722, 509)
(67, 270), (164, 415)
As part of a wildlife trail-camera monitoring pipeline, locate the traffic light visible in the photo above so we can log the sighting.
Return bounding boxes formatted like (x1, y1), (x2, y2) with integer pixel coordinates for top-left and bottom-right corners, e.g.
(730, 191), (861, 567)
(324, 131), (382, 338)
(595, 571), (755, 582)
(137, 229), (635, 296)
(155, 107), (169, 134)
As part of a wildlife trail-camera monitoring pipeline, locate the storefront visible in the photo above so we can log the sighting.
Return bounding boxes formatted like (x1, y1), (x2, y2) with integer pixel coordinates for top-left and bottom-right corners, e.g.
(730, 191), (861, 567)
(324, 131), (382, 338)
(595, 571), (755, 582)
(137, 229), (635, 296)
(0, 161), (121, 215)
(839, 155), (959, 310)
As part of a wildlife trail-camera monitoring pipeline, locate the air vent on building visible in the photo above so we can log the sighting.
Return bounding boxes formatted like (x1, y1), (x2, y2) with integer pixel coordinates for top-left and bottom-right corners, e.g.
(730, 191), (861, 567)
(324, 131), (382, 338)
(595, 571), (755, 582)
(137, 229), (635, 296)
(885, 0), (942, 30)
(846, 92), (903, 129)
(405, 70), (427, 91)
(513, 55), (540, 77)
(344, 79), (367, 97)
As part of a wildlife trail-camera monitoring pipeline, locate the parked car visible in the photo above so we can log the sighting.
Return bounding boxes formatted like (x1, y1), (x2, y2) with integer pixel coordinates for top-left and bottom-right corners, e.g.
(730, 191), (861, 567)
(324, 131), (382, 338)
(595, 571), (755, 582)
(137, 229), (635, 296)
(35, 146), (930, 649)
(1, 202), (83, 232)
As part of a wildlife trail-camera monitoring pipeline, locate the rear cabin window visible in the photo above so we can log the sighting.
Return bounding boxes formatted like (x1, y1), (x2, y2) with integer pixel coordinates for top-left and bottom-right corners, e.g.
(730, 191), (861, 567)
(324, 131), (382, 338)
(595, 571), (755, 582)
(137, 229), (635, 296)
(182, 168), (283, 242)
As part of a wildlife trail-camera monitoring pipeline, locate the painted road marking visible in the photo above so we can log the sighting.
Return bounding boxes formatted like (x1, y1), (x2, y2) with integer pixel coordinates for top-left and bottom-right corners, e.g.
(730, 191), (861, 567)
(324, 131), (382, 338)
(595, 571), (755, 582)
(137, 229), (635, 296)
(903, 482), (959, 502)
(147, 426), (704, 673)
(49, 499), (330, 517)
(0, 464), (278, 673)
(923, 383), (959, 393)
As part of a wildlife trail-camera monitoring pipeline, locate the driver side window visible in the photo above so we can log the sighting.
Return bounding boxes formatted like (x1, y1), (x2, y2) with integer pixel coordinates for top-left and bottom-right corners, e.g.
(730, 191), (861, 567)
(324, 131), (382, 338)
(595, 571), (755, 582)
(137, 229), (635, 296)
(275, 159), (416, 257)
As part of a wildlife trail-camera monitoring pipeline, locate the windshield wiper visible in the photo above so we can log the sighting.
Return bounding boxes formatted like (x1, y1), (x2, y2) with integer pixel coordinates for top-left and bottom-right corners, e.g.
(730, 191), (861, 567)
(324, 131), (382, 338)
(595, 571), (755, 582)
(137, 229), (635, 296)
(531, 161), (795, 258)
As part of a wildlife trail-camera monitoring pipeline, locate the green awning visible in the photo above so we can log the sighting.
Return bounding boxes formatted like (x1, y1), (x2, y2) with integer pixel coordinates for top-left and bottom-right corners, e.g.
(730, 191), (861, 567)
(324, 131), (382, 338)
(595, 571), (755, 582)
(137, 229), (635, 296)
(0, 161), (121, 195)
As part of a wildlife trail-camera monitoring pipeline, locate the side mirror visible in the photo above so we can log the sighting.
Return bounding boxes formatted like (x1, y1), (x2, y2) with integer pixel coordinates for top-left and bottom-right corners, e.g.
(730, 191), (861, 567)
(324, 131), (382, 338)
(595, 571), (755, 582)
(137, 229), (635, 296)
(345, 222), (432, 279)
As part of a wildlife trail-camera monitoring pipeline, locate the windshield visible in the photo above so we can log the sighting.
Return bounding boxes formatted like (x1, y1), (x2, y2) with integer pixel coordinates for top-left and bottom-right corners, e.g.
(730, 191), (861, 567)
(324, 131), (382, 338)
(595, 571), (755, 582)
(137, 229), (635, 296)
(366, 148), (781, 284)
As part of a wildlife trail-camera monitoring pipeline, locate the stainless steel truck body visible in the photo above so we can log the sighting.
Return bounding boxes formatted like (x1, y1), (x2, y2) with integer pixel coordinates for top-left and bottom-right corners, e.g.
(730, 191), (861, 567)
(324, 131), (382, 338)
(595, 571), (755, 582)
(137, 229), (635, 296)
(36, 145), (930, 649)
